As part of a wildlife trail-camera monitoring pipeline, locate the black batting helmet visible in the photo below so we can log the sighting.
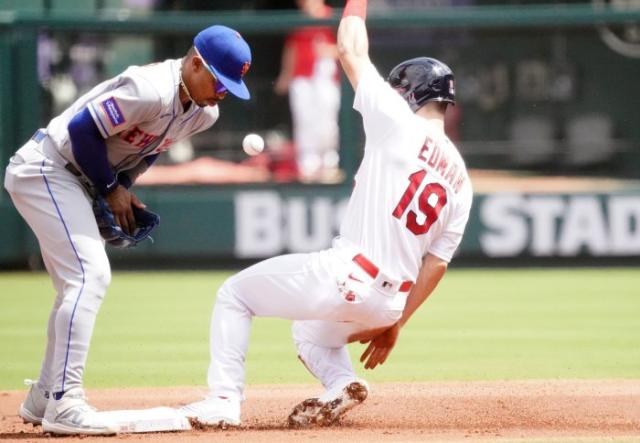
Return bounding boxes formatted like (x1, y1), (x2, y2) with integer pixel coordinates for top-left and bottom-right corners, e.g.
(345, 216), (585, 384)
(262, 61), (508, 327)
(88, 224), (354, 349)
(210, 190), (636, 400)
(387, 57), (455, 112)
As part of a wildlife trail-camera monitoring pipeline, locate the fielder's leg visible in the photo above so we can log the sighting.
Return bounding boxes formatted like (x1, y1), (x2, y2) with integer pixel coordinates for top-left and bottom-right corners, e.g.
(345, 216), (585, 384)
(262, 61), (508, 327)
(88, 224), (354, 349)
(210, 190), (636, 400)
(5, 145), (117, 435)
(36, 254), (64, 393)
(15, 253), (62, 426)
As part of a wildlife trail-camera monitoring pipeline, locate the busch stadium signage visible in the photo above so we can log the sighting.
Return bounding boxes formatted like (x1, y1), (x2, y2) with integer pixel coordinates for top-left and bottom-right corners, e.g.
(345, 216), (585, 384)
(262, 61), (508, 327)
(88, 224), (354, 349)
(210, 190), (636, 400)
(234, 191), (640, 259)
(234, 191), (347, 257)
(479, 193), (640, 257)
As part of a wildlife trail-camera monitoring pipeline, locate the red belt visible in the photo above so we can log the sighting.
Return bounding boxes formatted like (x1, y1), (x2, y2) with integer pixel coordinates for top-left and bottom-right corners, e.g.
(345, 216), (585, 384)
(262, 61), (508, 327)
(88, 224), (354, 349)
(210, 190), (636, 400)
(352, 254), (413, 293)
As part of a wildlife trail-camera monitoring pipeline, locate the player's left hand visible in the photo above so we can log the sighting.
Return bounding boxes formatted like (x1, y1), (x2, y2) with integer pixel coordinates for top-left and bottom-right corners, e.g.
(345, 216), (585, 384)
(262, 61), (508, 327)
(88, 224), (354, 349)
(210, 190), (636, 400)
(359, 322), (401, 370)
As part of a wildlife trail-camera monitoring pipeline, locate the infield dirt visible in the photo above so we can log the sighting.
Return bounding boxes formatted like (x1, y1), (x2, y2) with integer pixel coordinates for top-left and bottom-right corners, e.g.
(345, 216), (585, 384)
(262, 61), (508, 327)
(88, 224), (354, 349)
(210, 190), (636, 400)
(1, 380), (639, 442)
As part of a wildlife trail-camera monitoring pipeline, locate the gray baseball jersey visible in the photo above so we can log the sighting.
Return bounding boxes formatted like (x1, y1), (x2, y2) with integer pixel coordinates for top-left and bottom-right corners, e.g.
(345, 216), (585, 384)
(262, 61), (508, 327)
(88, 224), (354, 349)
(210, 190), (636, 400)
(46, 58), (218, 175)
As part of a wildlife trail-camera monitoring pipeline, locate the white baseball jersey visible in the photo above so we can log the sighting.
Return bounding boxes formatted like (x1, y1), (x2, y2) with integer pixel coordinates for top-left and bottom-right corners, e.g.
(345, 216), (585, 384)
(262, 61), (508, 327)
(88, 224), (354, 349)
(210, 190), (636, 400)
(193, 63), (473, 406)
(45, 58), (218, 175)
(338, 63), (473, 282)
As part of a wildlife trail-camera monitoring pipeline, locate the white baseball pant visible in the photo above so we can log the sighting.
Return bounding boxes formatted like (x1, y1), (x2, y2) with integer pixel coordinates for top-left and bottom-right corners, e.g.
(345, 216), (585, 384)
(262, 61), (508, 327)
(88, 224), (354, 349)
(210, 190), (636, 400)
(206, 245), (410, 401)
(289, 58), (341, 178)
(4, 134), (109, 395)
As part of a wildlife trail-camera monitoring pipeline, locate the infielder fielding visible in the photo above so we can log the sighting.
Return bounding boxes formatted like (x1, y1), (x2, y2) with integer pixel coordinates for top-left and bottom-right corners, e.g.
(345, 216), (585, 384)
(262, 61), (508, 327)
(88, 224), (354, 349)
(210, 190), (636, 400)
(4, 25), (252, 435)
(181, 0), (472, 428)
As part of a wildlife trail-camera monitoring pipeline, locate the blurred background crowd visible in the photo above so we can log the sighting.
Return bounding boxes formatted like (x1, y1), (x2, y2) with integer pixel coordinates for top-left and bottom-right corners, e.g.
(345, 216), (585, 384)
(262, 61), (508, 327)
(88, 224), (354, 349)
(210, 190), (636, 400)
(4, 0), (640, 186)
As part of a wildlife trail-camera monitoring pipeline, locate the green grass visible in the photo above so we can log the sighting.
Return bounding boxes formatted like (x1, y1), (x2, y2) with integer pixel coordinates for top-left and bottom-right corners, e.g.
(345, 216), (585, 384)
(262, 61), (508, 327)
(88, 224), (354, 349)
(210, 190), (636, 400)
(0, 268), (639, 390)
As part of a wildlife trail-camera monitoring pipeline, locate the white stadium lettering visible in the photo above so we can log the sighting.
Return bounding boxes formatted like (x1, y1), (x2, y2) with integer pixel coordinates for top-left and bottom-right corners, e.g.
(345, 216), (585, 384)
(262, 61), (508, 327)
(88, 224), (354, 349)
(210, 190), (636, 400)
(480, 194), (640, 257)
(234, 191), (346, 258)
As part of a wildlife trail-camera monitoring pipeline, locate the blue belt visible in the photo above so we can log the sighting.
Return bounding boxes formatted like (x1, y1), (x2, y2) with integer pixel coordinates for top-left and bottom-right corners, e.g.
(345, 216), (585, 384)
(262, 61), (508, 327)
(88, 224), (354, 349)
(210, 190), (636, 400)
(31, 129), (47, 143)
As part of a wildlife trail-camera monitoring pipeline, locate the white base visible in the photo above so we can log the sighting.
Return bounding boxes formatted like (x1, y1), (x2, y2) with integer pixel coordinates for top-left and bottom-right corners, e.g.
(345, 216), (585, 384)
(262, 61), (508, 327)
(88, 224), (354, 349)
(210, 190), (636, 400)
(99, 407), (191, 433)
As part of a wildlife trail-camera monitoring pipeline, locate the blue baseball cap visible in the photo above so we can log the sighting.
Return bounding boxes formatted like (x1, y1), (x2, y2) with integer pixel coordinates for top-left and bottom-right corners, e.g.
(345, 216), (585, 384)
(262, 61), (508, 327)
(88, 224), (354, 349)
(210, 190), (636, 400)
(194, 25), (252, 100)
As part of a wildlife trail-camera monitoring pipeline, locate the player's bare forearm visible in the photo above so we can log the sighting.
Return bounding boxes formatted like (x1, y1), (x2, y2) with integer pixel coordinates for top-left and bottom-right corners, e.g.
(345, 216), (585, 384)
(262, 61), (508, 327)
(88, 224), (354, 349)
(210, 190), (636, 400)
(338, 1), (372, 89)
(399, 254), (448, 328)
(358, 256), (447, 369)
(355, 255), (447, 369)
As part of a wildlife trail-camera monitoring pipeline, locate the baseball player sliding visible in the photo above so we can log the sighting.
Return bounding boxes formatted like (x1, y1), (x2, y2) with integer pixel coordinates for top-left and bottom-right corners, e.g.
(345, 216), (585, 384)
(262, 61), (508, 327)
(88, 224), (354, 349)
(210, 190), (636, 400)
(4, 26), (252, 435)
(181, 0), (473, 429)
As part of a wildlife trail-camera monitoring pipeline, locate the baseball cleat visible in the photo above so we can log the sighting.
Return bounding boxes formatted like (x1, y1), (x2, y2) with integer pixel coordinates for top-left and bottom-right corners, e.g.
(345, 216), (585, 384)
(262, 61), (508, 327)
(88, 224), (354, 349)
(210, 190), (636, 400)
(179, 396), (241, 428)
(288, 379), (369, 427)
(41, 387), (118, 435)
(287, 398), (323, 427)
(18, 379), (49, 426)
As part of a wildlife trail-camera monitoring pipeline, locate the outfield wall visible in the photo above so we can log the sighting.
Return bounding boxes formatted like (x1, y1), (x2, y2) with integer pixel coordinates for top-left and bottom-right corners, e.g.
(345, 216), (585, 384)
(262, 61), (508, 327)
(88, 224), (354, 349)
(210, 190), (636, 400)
(125, 187), (640, 261)
(2, 186), (639, 268)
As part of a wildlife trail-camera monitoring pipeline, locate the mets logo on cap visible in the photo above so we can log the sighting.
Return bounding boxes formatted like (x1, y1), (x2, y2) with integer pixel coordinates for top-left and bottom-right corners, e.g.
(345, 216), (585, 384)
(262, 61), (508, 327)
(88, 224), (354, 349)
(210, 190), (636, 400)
(241, 62), (250, 78)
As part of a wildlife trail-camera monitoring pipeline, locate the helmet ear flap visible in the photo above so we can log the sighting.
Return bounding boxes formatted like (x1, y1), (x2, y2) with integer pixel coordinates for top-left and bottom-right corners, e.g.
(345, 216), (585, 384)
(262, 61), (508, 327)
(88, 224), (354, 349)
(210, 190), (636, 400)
(396, 77), (411, 96)
(388, 63), (420, 111)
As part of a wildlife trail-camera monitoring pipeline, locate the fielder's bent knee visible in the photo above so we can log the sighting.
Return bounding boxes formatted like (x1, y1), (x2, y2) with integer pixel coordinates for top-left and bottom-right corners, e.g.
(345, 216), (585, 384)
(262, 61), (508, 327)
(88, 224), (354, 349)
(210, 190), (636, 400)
(85, 263), (111, 295)
(73, 258), (112, 306)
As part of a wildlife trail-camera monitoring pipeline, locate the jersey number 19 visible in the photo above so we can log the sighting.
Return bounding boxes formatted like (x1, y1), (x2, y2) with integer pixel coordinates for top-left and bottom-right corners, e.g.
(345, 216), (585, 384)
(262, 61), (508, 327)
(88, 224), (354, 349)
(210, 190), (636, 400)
(392, 169), (447, 235)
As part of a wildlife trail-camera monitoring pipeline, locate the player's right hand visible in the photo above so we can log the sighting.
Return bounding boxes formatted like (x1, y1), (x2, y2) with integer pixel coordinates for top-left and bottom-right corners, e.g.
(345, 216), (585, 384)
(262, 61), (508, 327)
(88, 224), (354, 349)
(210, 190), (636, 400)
(105, 185), (146, 235)
(359, 322), (401, 370)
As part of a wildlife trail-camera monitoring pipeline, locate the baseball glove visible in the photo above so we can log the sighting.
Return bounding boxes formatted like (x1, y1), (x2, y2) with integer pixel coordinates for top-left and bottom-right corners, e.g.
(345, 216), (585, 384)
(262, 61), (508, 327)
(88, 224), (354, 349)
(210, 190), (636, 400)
(92, 195), (160, 248)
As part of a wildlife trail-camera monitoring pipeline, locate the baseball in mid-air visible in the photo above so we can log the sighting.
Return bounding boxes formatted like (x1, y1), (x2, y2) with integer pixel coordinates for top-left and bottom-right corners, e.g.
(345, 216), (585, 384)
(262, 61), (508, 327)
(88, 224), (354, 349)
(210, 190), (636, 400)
(242, 133), (264, 156)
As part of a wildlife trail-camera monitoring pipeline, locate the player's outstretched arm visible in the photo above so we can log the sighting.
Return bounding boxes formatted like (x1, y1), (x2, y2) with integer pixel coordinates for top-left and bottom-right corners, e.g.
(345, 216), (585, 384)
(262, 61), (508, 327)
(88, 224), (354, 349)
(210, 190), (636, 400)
(357, 254), (448, 370)
(399, 254), (448, 328)
(338, 0), (372, 90)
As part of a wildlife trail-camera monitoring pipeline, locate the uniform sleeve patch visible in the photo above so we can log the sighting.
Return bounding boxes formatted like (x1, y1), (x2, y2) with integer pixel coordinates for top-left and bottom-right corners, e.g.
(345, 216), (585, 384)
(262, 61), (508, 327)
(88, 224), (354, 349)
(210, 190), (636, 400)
(101, 97), (125, 127)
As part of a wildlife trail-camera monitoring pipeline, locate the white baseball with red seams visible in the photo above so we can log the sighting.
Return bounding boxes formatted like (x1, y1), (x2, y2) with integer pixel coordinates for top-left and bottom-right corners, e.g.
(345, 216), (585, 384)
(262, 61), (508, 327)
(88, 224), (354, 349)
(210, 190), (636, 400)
(242, 133), (264, 156)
